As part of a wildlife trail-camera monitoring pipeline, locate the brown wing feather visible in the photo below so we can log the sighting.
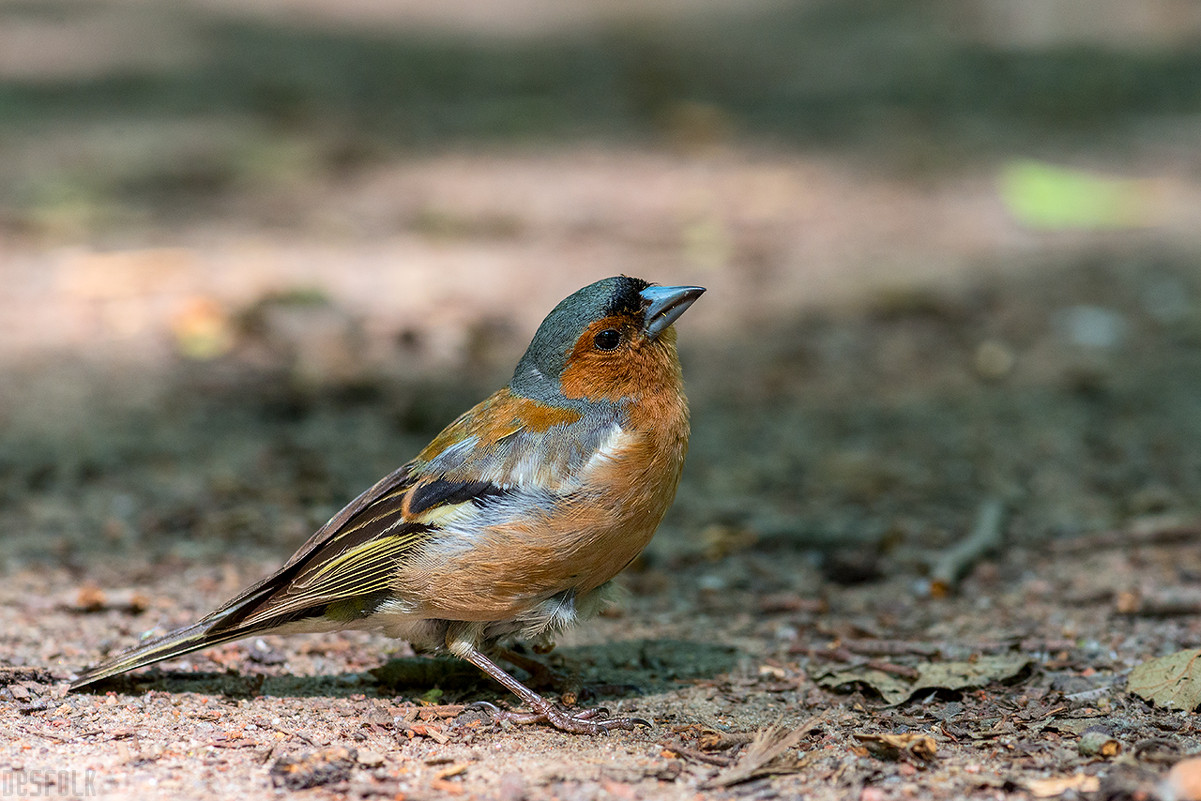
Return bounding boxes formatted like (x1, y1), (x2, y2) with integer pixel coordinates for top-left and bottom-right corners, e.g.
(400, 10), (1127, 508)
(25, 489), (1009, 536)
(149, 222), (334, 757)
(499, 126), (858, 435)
(211, 463), (423, 629)
(214, 468), (517, 630)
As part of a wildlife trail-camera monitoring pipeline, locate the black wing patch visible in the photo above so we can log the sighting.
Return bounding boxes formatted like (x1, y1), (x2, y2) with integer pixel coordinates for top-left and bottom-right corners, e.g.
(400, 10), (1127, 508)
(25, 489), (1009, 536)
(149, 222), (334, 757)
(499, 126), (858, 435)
(407, 478), (509, 517)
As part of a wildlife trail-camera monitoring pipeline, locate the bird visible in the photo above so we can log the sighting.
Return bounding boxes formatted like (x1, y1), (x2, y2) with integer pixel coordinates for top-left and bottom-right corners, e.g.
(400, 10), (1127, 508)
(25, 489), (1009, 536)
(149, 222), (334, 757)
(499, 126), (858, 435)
(71, 276), (705, 734)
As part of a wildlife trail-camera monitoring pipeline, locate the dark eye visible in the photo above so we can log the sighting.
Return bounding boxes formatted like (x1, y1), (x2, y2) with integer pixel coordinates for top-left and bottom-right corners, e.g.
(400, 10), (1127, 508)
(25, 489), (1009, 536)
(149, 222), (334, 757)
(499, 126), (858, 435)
(593, 329), (622, 350)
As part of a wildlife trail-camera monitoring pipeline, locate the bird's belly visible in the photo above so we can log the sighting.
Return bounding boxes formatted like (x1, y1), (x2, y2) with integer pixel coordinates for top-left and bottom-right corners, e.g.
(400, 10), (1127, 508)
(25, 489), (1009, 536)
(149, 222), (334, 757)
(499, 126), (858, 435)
(401, 474), (680, 622)
(405, 512), (654, 622)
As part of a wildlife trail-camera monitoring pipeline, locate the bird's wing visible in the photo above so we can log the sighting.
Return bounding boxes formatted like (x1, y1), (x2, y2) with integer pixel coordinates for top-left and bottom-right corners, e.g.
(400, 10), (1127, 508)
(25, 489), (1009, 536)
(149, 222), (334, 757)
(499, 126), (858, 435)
(70, 462), (514, 688)
(220, 388), (621, 630)
(215, 471), (515, 631)
(71, 388), (607, 689)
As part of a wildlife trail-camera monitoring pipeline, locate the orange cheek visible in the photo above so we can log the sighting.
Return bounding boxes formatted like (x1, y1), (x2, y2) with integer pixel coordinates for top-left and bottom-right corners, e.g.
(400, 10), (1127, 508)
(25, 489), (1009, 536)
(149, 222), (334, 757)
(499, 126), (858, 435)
(559, 325), (681, 404)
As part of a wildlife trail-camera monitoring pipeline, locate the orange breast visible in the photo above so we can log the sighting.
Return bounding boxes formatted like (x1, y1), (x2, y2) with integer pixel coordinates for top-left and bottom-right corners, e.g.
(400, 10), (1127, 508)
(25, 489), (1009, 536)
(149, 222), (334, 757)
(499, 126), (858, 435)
(403, 389), (689, 621)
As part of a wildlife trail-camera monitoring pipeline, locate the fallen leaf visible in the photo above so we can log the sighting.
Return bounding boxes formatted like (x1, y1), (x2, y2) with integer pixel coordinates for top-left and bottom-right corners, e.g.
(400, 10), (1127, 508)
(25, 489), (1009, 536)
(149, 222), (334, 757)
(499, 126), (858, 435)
(814, 667), (913, 704)
(816, 654), (1031, 705)
(1025, 773), (1100, 798)
(702, 715), (825, 789)
(1128, 648), (1201, 711)
(915, 655), (1031, 696)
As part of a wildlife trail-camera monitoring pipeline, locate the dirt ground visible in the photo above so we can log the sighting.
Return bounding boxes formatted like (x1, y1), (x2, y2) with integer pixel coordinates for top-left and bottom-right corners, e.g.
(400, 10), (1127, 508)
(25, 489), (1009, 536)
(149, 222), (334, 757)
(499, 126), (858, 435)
(5, 3), (1201, 801)
(5, 165), (1201, 800)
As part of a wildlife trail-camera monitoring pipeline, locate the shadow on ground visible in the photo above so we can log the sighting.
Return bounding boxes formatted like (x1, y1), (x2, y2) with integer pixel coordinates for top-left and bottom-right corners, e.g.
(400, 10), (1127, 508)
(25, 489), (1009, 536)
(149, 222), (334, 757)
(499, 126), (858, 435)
(65, 639), (740, 702)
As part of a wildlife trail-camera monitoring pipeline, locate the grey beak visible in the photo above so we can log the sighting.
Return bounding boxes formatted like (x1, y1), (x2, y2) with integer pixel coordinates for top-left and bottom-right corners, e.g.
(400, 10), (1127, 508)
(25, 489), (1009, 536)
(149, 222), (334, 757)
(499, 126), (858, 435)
(640, 285), (706, 339)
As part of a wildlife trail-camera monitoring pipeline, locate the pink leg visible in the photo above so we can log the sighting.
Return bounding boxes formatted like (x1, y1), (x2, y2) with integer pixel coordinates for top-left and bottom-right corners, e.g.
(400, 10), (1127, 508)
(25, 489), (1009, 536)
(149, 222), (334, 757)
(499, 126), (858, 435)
(460, 647), (650, 735)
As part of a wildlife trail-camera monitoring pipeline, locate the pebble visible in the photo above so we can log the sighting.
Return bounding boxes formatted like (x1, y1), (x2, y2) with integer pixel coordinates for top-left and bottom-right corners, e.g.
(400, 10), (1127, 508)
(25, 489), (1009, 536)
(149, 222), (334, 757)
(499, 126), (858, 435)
(356, 749), (385, 768)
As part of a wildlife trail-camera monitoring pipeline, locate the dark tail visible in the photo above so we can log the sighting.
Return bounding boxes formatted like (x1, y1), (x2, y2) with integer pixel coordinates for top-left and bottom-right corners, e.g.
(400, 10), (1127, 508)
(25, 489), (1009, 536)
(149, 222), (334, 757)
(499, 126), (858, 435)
(69, 617), (268, 689)
(69, 575), (324, 690)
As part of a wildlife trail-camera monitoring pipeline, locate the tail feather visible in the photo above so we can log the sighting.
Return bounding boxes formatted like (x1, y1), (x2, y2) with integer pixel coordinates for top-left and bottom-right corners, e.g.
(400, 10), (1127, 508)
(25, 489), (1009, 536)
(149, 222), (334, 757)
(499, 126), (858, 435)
(69, 619), (262, 689)
(71, 549), (342, 690)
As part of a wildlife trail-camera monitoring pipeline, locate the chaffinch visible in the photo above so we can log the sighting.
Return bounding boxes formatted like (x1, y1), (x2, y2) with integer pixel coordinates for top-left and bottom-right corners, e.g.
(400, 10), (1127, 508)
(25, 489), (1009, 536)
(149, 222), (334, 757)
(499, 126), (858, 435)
(71, 276), (704, 734)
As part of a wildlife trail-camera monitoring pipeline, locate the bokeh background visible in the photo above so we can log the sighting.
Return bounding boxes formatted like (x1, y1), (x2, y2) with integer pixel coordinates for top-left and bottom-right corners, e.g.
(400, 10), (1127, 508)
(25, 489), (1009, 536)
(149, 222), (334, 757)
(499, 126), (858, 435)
(3, 0), (1201, 606)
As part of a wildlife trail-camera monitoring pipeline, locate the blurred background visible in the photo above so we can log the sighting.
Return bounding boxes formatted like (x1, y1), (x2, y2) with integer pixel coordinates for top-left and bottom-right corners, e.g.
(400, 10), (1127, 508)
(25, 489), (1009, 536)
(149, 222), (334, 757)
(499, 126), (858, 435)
(3, 0), (1201, 577)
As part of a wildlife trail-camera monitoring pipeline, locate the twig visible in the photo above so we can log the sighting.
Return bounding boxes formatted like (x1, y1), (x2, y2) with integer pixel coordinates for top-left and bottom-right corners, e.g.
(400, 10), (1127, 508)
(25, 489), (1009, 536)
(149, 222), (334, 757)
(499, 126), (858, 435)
(269, 725), (317, 746)
(415, 703), (467, 720)
(13, 722), (72, 743)
(930, 498), (1006, 594)
(1116, 588), (1201, 618)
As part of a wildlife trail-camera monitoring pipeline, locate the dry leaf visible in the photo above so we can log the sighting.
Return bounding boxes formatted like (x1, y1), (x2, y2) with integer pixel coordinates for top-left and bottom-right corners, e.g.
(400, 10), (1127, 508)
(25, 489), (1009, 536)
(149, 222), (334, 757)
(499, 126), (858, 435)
(1128, 648), (1201, 711)
(703, 715), (825, 789)
(816, 654), (1031, 705)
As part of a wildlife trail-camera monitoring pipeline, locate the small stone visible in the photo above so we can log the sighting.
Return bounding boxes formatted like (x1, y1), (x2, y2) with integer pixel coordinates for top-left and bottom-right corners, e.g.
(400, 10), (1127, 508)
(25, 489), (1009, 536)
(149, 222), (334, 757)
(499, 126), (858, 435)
(1078, 728), (1120, 758)
(247, 638), (286, 665)
(356, 749), (385, 768)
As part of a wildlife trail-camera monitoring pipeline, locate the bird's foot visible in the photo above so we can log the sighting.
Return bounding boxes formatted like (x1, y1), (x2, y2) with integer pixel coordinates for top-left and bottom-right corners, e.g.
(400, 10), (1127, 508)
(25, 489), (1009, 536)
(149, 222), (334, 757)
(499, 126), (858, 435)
(469, 700), (650, 734)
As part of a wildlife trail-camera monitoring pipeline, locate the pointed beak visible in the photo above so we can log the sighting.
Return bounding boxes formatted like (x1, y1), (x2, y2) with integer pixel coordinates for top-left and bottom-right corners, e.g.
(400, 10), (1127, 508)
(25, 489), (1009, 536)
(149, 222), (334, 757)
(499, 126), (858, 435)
(640, 284), (706, 340)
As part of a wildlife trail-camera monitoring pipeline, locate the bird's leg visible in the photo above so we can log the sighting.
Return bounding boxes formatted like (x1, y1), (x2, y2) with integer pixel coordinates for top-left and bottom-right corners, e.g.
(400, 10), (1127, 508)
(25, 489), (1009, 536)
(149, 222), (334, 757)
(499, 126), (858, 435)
(457, 645), (649, 735)
(494, 645), (572, 693)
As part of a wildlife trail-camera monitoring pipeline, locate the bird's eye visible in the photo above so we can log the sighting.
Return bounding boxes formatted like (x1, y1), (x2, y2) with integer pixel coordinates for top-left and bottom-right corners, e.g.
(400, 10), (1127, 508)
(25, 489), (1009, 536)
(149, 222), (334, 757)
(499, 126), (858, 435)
(593, 329), (622, 350)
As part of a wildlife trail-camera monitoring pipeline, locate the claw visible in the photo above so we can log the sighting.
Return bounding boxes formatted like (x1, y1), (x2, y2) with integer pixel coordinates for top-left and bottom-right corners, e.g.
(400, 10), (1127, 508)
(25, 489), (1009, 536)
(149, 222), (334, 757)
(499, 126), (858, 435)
(467, 700), (501, 714)
(458, 644), (652, 735)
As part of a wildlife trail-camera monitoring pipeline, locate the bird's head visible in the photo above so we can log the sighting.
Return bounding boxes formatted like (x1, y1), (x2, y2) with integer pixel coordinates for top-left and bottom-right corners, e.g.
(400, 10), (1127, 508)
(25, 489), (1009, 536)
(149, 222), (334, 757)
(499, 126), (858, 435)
(511, 276), (705, 405)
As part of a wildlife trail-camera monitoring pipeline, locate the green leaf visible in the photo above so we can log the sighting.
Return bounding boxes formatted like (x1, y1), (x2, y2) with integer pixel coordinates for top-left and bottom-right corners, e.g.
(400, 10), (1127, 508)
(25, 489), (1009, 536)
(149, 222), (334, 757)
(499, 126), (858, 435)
(999, 160), (1152, 230)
